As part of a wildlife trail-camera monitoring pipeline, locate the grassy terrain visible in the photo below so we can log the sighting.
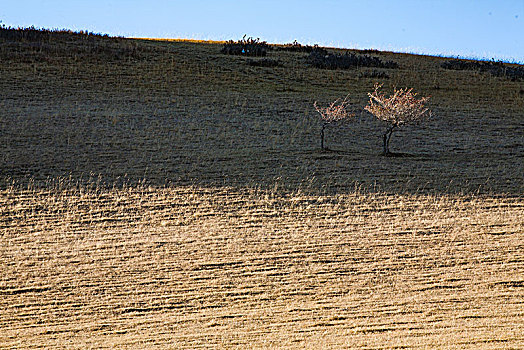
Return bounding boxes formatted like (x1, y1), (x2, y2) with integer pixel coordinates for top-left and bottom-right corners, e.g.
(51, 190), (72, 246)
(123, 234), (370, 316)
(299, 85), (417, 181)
(1, 30), (523, 348)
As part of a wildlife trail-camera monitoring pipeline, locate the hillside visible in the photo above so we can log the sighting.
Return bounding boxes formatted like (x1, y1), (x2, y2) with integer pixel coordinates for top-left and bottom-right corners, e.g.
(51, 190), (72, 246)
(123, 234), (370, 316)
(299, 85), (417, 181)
(1, 29), (523, 194)
(1, 29), (523, 349)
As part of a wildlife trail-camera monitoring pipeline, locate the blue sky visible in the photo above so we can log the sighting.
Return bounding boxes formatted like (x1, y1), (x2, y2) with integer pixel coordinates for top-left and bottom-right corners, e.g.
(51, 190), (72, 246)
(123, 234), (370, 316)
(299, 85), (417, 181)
(2, 0), (523, 62)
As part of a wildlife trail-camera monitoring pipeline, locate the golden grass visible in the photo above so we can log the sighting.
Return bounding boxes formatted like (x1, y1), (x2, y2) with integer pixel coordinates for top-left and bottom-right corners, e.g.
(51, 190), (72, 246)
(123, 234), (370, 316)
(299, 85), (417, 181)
(1, 33), (523, 348)
(1, 182), (523, 348)
(133, 38), (227, 44)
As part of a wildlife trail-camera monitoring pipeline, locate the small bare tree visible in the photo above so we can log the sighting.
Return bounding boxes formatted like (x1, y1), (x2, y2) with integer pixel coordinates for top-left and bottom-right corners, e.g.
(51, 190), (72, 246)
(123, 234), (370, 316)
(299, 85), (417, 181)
(365, 83), (431, 156)
(314, 95), (354, 150)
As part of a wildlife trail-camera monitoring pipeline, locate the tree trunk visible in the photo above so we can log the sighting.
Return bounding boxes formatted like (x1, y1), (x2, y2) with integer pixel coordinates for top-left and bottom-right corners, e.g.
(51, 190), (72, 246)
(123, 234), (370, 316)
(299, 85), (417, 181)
(383, 125), (395, 156)
(321, 123), (326, 150)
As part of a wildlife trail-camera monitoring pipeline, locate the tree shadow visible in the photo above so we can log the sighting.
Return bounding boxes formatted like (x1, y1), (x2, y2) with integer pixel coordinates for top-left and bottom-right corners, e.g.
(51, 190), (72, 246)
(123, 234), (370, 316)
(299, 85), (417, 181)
(383, 152), (413, 158)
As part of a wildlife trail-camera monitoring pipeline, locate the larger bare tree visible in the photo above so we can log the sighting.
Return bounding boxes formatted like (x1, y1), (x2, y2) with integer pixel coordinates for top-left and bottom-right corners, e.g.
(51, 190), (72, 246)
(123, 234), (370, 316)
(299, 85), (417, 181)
(365, 83), (431, 156)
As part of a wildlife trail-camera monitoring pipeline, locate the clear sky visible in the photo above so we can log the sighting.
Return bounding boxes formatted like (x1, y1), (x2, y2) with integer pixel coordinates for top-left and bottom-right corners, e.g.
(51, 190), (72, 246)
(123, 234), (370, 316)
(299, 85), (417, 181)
(2, 0), (523, 62)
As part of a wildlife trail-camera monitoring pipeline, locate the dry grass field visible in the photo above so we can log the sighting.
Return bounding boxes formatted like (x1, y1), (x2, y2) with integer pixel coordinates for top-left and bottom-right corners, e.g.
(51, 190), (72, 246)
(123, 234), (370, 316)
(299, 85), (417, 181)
(1, 31), (523, 348)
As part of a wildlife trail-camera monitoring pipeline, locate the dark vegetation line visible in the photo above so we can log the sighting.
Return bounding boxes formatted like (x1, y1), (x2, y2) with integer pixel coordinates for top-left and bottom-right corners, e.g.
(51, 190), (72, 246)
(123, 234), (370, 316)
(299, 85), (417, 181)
(305, 47), (398, 70)
(0, 24), (114, 41)
(2, 25), (523, 77)
(219, 35), (523, 81)
(220, 35), (399, 70)
(0, 24), (158, 62)
(441, 59), (524, 81)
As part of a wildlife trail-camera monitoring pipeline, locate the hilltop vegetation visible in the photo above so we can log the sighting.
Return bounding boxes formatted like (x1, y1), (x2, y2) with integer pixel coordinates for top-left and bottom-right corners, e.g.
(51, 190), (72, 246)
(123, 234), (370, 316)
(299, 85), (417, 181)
(0, 28), (523, 349)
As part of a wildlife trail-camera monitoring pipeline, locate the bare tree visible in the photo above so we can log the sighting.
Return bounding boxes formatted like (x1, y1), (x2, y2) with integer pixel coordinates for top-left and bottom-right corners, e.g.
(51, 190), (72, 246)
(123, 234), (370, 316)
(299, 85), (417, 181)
(365, 83), (431, 156)
(314, 95), (354, 150)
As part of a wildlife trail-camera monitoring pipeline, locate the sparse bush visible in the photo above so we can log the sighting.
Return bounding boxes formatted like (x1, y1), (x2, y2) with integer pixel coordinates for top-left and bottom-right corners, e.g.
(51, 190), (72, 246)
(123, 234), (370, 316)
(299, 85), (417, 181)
(307, 50), (398, 70)
(441, 59), (524, 81)
(365, 84), (431, 156)
(221, 35), (270, 57)
(360, 49), (380, 54)
(314, 95), (354, 150)
(276, 40), (318, 53)
(310, 46), (329, 56)
(246, 58), (280, 67)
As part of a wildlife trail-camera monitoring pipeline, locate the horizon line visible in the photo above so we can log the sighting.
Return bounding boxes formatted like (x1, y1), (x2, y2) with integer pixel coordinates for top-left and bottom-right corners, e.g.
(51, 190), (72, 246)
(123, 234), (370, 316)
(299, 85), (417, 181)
(2, 23), (522, 65)
(133, 36), (524, 65)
